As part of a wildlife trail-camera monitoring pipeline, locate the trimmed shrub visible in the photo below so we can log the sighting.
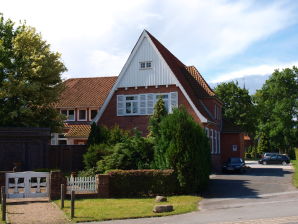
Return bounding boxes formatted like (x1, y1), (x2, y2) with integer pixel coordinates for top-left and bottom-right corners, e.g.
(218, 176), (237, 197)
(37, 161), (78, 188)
(107, 169), (180, 197)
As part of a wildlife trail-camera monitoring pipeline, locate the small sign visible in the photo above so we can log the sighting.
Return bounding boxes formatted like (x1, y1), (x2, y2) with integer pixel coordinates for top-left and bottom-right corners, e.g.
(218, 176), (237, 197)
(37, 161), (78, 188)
(232, 145), (238, 151)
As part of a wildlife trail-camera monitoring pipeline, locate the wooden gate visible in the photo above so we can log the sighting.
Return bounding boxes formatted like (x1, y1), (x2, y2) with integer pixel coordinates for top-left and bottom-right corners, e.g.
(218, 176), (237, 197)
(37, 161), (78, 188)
(5, 172), (49, 198)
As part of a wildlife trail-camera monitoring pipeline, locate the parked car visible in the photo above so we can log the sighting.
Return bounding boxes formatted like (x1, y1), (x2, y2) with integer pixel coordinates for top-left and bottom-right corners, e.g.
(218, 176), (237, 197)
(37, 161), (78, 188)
(222, 157), (246, 173)
(259, 154), (290, 165)
(262, 152), (278, 159)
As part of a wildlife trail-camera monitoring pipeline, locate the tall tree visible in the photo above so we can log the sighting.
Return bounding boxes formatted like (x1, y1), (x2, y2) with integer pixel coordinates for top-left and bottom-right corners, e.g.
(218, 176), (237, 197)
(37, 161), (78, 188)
(214, 81), (256, 136)
(154, 106), (210, 193)
(0, 14), (66, 131)
(254, 67), (298, 153)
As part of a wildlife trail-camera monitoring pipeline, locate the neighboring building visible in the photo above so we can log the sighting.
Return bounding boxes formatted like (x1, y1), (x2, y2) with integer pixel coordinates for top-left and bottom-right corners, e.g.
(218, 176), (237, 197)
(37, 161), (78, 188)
(93, 30), (244, 169)
(52, 76), (117, 145)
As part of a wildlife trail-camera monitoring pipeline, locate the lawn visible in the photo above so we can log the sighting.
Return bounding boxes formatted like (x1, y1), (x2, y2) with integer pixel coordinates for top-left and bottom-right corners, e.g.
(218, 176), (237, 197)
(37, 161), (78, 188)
(54, 195), (201, 222)
(292, 149), (298, 188)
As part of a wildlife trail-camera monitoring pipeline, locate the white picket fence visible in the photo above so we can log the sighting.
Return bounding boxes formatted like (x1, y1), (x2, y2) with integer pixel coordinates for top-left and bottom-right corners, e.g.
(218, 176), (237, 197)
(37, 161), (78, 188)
(66, 176), (97, 194)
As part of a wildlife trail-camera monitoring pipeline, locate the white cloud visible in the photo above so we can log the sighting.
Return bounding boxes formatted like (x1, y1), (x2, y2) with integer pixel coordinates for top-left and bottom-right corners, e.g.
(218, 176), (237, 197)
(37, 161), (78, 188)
(1, 0), (297, 78)
(88, 50), (128, 77)
(210, 61), (298, 83)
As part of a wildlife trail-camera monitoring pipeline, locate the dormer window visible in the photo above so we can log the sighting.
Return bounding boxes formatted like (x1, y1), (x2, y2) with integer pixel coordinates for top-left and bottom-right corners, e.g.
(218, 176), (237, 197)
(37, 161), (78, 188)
(60, 109), (75, 121)
(78, 109), (87, 121)
(139, 61), (152, 69)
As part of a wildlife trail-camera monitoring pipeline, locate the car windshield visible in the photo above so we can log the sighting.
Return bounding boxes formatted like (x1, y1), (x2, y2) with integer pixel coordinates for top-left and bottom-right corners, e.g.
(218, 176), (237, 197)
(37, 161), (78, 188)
(230, 158), (243, 163)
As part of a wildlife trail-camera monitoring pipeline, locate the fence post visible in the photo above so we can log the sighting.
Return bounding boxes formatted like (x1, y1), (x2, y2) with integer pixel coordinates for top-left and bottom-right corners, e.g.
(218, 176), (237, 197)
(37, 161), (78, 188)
(71, 190), (75, 219)
(1, 186), (6, 222)
(61, 184), (65, 209)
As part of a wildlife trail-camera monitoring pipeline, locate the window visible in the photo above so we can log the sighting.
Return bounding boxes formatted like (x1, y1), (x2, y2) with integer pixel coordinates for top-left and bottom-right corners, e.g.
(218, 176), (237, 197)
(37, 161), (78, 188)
(140, 62), (146, 69)
(214, 104), (221, 120)
(217, 131), (220, 154)
(90, 110), (98, 120)
(139, 61), (152, 69)
(78, 109), (87, 121)
(58, 133), (67, 145)
(117, 92), (178, 116)
(60, 109), (75, 121)
(214, 130), (217, 153)
(210, 129), (214, 154)
(125, 95), (138, 115)
(146, 61), (151, 68)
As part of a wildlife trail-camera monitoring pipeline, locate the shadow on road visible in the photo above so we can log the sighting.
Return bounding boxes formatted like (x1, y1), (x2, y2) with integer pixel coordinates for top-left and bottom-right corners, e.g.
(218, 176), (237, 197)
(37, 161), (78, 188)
(204, 166), (293, 199)
(203, 179), (260, 199)
(242, 167), (292, 177)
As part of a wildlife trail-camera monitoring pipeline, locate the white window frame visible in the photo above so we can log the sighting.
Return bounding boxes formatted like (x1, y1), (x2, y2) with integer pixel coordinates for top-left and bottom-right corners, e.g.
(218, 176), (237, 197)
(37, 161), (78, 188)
(60, 109), (75, 121)
(78, 109), (87, 121)
(210, 129), (214, 154)
(57, 133), (68, 145)
(89, 109), (98, 121)
(124, 95), (139, 115)
(117, 92), (178, 116)
(139, 61), (152, 70)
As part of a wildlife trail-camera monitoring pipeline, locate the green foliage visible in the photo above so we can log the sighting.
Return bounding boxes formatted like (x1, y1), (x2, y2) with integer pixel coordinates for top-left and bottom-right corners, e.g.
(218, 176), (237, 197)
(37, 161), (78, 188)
(0, 14), (66, 132)
(148, 97), (167, 137)
(154, 106), (210, 193)
(83, 144), (111, 170)
(78, 167), (98, 177)
(106, 125), (130, 145)
(254, 67), (298, 153)
(214, 81), (256, 136)
(106, 169), (180, 197)
(257, 132), (269, 155)
(87, 123), (109, 146)
(288, 148), (296, 160)
(97, 133), (154, 173)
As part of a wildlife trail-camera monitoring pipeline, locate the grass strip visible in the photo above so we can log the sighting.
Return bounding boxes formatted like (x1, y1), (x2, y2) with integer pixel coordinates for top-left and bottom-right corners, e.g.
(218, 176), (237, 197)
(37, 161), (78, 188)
(55, 195), (200, 223)
(291, 149), (298, 187)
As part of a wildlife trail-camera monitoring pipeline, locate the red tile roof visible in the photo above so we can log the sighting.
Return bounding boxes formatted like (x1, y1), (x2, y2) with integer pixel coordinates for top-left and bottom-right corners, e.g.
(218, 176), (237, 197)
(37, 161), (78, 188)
(186, 66), (216, 97)
(55, 77), (117, 108)
(146, 31), (215, 122)
(64, 124), (91, 137)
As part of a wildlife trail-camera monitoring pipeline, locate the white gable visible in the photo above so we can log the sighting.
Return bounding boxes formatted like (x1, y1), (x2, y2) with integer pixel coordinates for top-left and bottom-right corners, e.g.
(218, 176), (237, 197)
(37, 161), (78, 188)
(94, 30), (208, 123)
(117, 36), (178, 88)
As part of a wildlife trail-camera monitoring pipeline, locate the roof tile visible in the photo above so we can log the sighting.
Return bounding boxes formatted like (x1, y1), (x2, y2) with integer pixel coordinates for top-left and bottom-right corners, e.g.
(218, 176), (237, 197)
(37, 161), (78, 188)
(55, 76), (117, 108)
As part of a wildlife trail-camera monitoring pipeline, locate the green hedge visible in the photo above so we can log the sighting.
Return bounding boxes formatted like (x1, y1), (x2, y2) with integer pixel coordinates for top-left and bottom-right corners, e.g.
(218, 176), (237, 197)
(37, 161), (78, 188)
(107, 169), (180, 197)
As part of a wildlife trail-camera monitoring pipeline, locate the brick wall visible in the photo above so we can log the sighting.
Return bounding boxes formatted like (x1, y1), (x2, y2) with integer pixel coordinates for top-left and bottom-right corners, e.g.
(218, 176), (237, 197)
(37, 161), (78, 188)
(49, 171), (66, 200)
(98, 85), (202, 135)
(221, 132), (245, 163)
(96, 174), (110, 198)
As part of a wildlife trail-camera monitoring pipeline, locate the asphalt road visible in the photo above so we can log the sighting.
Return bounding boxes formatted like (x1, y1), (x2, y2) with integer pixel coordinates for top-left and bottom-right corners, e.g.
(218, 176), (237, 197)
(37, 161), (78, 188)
(82, 161), (298, 224)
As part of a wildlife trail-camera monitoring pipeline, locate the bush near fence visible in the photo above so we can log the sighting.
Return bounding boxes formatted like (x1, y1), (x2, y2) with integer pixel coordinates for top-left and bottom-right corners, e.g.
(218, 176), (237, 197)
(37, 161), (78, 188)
(107, 169), (180, 197)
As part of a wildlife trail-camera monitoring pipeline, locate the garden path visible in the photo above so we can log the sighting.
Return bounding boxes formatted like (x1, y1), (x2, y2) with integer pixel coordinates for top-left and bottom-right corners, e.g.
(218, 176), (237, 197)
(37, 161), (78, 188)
(6, 197), (70, 224)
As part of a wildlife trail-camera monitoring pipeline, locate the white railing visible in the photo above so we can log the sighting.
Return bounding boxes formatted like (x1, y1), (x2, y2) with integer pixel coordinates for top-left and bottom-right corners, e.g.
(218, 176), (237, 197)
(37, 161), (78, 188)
(66, 176), (97, 194)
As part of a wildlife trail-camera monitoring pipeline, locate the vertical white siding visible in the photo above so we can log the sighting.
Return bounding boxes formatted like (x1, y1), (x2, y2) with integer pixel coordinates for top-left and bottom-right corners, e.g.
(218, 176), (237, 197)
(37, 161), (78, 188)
(118, 36), (177, 88)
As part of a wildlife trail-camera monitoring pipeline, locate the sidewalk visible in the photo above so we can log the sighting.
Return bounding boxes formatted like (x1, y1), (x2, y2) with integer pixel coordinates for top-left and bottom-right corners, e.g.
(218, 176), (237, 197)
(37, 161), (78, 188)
(6, 198), (70, 224)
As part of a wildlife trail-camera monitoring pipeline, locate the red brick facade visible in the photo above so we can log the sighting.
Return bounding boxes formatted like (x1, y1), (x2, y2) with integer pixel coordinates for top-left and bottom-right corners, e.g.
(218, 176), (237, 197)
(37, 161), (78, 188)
(98, 85), (203, 135)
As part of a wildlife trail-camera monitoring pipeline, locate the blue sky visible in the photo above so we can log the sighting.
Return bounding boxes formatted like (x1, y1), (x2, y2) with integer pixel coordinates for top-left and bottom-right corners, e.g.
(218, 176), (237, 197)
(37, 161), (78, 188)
(1, 0), (298, 84)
